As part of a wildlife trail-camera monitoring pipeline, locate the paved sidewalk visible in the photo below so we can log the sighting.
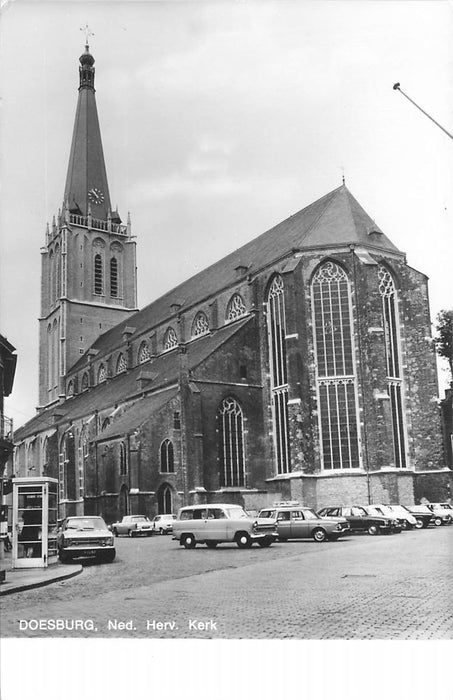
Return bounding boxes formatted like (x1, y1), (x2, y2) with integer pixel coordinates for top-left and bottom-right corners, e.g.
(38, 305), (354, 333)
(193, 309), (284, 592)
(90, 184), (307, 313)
(0, 555), (82, 596)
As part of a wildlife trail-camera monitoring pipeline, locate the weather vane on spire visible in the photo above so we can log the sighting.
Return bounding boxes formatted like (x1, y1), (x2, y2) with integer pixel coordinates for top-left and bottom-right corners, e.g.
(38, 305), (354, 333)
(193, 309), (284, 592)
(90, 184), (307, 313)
(80, 23), (94, 47)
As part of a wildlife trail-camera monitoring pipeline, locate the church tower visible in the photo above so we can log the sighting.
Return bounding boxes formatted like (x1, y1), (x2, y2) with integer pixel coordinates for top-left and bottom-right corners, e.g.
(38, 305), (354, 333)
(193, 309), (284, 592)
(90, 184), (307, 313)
(38, 41), (138, 408)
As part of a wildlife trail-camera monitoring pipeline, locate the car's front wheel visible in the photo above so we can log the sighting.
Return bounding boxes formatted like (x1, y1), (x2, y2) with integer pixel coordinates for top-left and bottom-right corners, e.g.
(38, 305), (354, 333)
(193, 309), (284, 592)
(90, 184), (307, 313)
(433, 517), (442, 526)
(128, 529), (136, 538)
(235, 532), (252, 548)
(312, 528), (327, 543)
(182, 534), (196, 549)
(415, 518), (424, 529)
(367, 524), (379, 535)
(258, 537), (273, 547)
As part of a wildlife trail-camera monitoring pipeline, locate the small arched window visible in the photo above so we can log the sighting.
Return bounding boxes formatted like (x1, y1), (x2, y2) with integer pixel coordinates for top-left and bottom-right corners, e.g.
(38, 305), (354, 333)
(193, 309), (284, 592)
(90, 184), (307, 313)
(160, 439), (175, 473)
(81, 372), (89, 391)
(116, 353), (127, 374)
(226, 293), (246, 322)
(110, 257), (118, 298)
(138, 341), (151, 364)
(94, 253), (103, 295)
(98, 364), (107, 384)
(163, 327), (178, 351)
(67, 380), (75, 397)
(101, 417), (110, 431)
(191, 311), (209, 338)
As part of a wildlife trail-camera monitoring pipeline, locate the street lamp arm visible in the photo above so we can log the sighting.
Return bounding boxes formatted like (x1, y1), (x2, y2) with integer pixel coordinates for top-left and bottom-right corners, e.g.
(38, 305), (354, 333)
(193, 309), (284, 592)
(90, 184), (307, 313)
(393, 82), (453, 141)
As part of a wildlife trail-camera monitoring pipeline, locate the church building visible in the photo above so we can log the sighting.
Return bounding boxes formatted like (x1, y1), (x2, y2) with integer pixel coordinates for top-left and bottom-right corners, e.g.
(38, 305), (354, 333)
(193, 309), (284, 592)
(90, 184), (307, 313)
(13, 44), (451, 522)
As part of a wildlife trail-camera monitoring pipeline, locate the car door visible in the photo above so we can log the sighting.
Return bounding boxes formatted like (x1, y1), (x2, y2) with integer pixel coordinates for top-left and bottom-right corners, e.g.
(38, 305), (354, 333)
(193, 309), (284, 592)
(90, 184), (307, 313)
(290, 510), (309, 539)
(206, 508), (228, 540)
(349, 507), (368, 531)
(276, 510), (291, 539)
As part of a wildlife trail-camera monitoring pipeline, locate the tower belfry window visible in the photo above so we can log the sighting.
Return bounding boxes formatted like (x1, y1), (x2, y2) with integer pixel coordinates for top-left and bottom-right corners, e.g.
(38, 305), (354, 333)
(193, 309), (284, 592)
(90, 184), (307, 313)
(94, 254), (103, 295)
(110, 258), (118, 297)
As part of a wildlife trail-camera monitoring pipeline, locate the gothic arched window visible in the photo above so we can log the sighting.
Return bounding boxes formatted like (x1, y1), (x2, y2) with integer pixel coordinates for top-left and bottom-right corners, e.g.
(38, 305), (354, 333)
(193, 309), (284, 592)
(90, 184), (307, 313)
(119, 442), (127, 475)
(116, 353), (127, 374)
(163, 327), (178, 351)
(378, 264), (407, 468)
(226, 293), (247, 322)
(217, 397), (245, 487)
(191, 311), (209, 338)
(160, 439), (175, 473)
(94, 253), (104, 295)
(101, 417), (110, 430)
(67, 380), (75, 397)
(138, 341), (151, 364)
(311, 261), (361, 470)
(98, 364), (107, 384)
(266, 275), (290, 474)
(81, 372), (89, 392)
(110, 257), (119, 297)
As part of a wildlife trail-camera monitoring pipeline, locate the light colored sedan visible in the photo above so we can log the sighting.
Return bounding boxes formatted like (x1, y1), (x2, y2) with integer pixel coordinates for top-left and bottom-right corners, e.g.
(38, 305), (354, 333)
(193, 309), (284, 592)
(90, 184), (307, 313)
(110, 515), (153, 537)
(258, 504), (350, 542)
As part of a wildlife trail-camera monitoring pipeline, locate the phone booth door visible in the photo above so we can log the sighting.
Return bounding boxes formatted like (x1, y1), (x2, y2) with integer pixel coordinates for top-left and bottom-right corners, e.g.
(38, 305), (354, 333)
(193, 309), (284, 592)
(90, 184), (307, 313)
(12, 478), (59, 569)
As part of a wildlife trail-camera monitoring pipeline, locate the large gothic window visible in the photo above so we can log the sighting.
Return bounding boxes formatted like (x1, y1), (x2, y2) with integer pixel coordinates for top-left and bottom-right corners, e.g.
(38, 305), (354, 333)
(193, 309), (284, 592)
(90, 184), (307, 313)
(226, 293), (247, 322)
(191, 311), (209, 338)
(110, 257), (119, 297)
(94, 253), (104, 295)
(138, 341), (151, 364)
(217, 397), (245, 487)
(160, 439), (175, 473)
(266, 275), (290, 474)
(378, 264), (407, 468)
(163, 327), (178, 351)
(311, 261), (361, 470)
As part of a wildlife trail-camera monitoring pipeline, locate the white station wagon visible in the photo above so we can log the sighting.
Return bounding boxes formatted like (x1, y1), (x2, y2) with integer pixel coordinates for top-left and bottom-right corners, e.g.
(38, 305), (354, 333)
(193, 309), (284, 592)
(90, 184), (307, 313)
(172, 503), (277, 549)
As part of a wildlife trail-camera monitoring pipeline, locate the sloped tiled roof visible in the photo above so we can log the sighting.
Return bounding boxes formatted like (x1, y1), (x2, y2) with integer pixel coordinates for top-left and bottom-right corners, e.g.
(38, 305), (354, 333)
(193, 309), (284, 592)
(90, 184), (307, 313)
(69, 185), (402, 372)
(15, 316), (252, 441)
(95, 387), (179, 441)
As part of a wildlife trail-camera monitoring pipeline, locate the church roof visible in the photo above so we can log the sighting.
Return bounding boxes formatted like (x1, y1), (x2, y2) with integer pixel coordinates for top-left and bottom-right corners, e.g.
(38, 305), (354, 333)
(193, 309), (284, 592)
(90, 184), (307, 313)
(63, 45), (112, 219)
(70, 184), (403, 368)
(15, 316), (252, 441)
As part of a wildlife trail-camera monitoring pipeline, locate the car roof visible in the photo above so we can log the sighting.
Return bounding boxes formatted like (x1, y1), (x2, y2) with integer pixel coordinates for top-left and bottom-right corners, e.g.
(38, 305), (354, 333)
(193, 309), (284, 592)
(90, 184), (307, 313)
(179, 503), (246, 510)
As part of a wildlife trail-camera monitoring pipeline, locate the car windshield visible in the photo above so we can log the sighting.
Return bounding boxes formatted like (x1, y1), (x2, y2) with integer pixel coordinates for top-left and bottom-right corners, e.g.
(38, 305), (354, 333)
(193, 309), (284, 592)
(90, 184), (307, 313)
(65, 517), (106, 530)
(259, 510), (276, 519)
(224, 507), (249, 519)
(133, 517), (148, 522)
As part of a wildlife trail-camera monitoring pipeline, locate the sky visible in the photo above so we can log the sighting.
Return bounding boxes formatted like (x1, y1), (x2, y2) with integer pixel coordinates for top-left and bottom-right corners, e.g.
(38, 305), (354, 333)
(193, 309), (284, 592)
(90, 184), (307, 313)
(1, 1), (452, 429)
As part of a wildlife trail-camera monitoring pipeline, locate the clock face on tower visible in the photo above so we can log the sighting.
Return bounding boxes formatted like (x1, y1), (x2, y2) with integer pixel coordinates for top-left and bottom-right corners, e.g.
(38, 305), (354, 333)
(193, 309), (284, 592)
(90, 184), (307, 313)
(88, 187), (105, 205)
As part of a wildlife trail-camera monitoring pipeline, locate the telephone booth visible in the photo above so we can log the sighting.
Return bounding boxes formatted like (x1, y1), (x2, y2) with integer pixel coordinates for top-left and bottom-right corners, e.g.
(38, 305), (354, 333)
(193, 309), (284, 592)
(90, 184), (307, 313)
(12, 477), (59, 569)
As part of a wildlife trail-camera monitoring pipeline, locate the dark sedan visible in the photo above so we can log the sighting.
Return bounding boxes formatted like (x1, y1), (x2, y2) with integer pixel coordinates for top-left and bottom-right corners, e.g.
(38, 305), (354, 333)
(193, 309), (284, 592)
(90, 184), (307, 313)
(318, 505), (402, 535)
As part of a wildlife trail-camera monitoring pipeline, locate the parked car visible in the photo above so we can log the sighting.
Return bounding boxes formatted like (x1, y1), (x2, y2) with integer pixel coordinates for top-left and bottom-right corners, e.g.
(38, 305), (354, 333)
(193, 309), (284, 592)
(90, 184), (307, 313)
(173, 504), (277, 549)
(151, 514), (176, 535)
(110, 514), (153, 537)
(375, 504), (418, 530)
(318, 505), (401, 535)
(426, 503), (452, 526)
(259, 503), (350, 542)
(57, 516), (115, 563)
(360, 505), (403, 533)
(405, 505), (434, 529)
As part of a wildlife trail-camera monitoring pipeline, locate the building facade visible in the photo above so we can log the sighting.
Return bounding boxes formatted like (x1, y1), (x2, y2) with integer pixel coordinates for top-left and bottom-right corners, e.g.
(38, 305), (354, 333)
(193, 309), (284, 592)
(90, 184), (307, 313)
(14, 45), (451, 522)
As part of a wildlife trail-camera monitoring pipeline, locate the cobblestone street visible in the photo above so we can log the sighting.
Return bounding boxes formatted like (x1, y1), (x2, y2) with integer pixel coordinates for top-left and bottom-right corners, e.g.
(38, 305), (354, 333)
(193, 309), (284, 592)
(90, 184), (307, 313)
(2, 526), (452, 639)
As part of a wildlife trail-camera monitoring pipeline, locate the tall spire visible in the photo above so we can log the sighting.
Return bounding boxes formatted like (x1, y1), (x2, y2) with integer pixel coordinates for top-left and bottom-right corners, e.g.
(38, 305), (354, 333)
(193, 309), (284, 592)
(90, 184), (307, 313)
(63, 40), (112, 220)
